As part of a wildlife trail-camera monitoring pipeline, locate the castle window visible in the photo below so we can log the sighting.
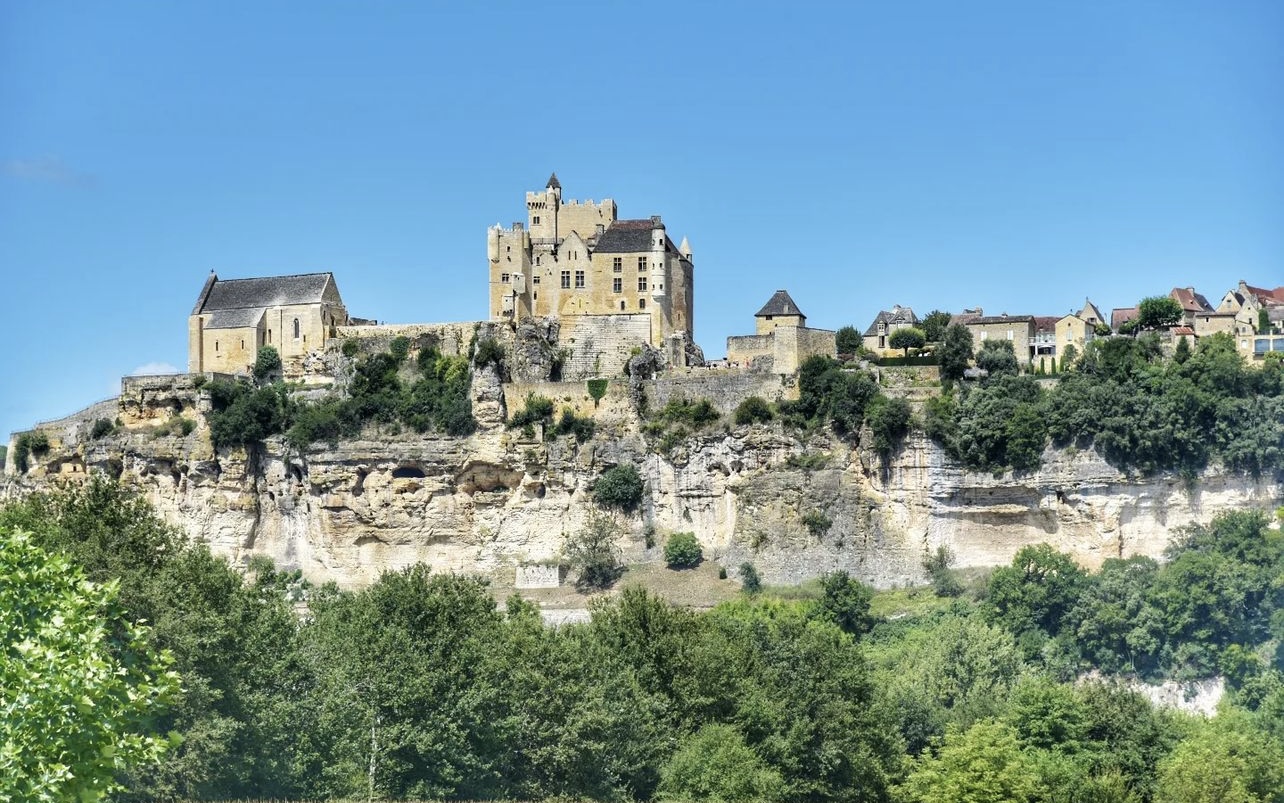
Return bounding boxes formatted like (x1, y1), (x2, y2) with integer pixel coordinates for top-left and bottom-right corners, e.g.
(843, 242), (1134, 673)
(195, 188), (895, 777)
(638, 276), (648, 291)
(533, 216), (540, 225)
(533, 275), (540, 284)
(536, 256), (541, 266)
(215, 341), (219, 352)
(533, 292), (537, 300)
(620, 300), (626, 311)
(613, 257), (622, 273)
(575, 270), (585, 288)
(639, 298), (646, 309)
(637, 257), (647, 271)
(240, 340), (244, 349)
(293, 318), (301, 339)
(613, 277), (622, 293)
(765, 315), (773, 321)
(560, 271), (571, 289)
(501, 273), (510, 283)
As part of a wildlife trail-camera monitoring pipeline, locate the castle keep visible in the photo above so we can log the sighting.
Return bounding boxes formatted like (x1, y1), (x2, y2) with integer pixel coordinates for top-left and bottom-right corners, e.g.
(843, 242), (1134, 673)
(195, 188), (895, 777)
(488, 174), (695, 355)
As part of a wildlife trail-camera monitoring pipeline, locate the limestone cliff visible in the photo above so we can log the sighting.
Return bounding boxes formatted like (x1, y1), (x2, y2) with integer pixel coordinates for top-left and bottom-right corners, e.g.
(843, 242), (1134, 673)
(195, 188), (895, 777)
(4, 369), (1279, 591)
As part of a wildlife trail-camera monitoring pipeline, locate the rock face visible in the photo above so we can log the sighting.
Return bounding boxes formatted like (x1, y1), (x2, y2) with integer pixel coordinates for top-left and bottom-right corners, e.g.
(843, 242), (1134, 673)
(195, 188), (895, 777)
(5, 376), (1280, 590)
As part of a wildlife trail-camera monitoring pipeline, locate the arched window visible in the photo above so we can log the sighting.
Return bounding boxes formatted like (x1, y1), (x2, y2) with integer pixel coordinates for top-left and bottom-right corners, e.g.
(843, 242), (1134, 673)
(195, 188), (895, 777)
(293, 318), (301, 339)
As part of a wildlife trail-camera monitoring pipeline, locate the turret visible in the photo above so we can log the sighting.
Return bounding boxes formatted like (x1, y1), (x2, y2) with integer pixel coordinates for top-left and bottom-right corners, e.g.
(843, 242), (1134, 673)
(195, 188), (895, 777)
(649, 215), (667, 300)
(678, 236), (692, 261)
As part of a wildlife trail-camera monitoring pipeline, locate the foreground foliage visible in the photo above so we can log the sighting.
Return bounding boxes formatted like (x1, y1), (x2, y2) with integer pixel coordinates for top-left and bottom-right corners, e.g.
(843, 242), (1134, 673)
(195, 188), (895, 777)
(4, 483), (1284, 802)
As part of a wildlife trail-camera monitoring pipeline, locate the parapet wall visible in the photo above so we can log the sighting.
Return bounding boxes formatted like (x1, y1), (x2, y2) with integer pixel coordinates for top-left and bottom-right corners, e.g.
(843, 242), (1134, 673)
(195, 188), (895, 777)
(646, 370), (795, 416)
(559, 314), (651, 380)
(334, 322), (478, 358)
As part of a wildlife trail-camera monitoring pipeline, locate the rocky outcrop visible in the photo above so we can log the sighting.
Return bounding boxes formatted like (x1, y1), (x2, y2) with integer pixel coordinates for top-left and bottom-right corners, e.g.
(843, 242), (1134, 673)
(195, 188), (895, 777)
(5, 377), (1280, 591)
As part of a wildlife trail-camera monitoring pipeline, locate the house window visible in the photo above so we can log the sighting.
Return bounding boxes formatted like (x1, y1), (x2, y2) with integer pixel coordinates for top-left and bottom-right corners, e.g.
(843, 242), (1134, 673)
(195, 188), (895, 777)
(637, 257), (647, 271)
(639, 298), (646, 309)
(560, 271), (571, 289)
(501, 273), (510, 283)
(575, 270), (585, 288)
(638, 276), (648, 291)
(293, 318), (301, 339)
(613, 257), (622, 273)
(613, 277), (622, 293)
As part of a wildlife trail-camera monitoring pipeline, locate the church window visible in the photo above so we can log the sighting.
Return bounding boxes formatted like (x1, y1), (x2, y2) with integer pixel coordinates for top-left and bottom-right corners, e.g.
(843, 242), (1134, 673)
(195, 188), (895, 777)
(637, 257), (647, 271)
(575, 270), (585, 288)
(293, 319), (301, 339)
(639, 298), (646, 309)
(560, 271), (571, 289)
(638, 276), (648, 291)
(613, 257), (622, 273)
(613, 277), (622, 293)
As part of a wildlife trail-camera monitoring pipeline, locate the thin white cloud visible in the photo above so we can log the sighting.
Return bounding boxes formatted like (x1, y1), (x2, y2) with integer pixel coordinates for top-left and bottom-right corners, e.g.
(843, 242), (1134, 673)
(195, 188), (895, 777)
(3, 155), (97, 188)
(128, 362), (180, 377)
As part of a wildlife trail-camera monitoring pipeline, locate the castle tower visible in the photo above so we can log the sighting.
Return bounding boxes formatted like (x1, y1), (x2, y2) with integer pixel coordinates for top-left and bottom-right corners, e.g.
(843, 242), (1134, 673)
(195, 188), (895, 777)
(527, 173), (560, 241)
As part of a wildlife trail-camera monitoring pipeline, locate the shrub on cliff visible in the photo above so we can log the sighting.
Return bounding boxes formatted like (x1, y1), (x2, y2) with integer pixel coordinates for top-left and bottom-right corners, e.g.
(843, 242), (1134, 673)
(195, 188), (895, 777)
(253, 345), (282, 382)
(564, 510), (624, 589)
(593, 464), (644, 514)
(664, 532), (702, 569)
(734, 395), (774, 425)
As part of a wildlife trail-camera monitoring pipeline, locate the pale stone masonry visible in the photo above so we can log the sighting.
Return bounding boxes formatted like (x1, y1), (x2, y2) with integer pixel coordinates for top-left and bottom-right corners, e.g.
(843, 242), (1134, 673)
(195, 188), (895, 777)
(487, 174), (696, 360)
(726, 290), (835, 374)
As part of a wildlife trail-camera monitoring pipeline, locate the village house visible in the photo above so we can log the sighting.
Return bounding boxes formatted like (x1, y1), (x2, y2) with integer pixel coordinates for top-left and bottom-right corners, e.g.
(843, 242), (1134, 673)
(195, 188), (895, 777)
(861, 305), (919, 354)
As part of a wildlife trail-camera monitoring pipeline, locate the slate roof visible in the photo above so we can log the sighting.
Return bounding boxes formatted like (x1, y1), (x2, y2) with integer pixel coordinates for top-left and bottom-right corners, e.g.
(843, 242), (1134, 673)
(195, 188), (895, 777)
(546, 172), (561, 190)
(594, 219), (659, 254)
(1080, 298), (1105, 324)
(863, 305), (917, 336)
(1033, 316), (1060, 332)
(205, 308), (266, 330)
(755, 290), (804, 318)
(197, 273), (333, 313)
(966, 315), (1035, 326)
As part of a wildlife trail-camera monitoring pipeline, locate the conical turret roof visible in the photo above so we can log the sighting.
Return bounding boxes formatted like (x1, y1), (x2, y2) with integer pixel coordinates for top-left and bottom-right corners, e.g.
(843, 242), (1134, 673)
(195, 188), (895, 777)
(755, 290), (804, 318)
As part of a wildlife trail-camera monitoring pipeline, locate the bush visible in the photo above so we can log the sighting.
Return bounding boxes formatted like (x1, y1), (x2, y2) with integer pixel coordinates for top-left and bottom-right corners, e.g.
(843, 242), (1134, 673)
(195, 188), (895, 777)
(593, 464), (644, 513)
(90, 418), (116, 439)
(473, 337), (504, 370)
(587, 378), (609, 406)
(739, 562), (762, 595)
(655, 397), (720, 428)
(388, 336), (410, 364)
(835, 325), (862, 356)
(815, 571), (876, 637)
(555, 407), (596, 443)
(563, 510), (624, 590)
(664, 532), (703, 568)
(657, 723), (785, 802)
(12, 430), (51, 473)
(341, 337), (360, 357)
(252, 346), (282, 382)
(734, 395), (774, 425)
(509, 394), (555, 429)
(923, 545), (963, 597)
(802, 510), (833, 536)
(866, 396), (912, 458)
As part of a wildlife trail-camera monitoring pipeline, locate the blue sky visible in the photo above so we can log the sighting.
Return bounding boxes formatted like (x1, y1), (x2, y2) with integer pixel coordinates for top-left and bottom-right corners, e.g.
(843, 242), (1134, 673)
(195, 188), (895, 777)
(2, 1), (1281, 439)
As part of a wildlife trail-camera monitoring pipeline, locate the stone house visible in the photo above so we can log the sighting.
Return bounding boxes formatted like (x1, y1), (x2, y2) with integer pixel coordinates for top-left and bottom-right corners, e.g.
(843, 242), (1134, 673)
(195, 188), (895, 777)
(964, 314), (1035, 363)
(1169, 287), (1214, 327)
(188, 272), (349, 376)
(1031, 316), (1060, 361)
(861, 305), (918, 354)
(1056, 314), (1096, 359)
(488, 174), (696, 362)
(727, 290), (835, 374)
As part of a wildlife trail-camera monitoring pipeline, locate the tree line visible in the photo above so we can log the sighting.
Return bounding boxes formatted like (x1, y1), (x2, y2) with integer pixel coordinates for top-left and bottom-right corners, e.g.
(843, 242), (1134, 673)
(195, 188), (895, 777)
(4, 479), (1284, 801)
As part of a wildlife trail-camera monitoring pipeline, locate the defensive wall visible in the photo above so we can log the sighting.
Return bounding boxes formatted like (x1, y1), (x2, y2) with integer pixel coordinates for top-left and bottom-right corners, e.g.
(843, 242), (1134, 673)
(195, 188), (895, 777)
(558, 313), (652, 380)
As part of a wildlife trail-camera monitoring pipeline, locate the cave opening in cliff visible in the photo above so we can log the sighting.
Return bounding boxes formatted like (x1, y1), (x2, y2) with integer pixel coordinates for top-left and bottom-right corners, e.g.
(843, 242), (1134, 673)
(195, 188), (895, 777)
(393, 465), (426, 480)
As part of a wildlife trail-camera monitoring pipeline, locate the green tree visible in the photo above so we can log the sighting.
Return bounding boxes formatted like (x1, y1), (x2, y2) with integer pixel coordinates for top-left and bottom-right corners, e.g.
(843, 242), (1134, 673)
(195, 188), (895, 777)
(593, 463), (644, 513)
(1137, 295), (1183, 330)
(657, 723), (785, 802)
(939, 323), (974, 383)
(252, 345), (282, 382)
(986, 544), (1089, 644)
(0, 529), (179, 802)
(739, 562), (762, 594)
(976, 338), (1019, 376)
(835, 325), (862, 356)
(664, 531), (703, 568)
(889, 326), (927, 357)
(1260, 308), (1272, 335)
(1155, 714), (1284, 803)
(814, 571), (876, 638)
(867, 396), (912, 459)
(896, 720), (1038, 803)
(564, 510), (624, 589)
(733, 395), (774, 425)
(921, 310), (953, 343)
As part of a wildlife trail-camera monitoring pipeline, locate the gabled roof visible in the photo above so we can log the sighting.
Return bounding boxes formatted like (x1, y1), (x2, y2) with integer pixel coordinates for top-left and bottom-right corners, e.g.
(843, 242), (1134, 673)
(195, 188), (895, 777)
(1033, 316), (1060, 332)
(1111, 307), (1139, 330)
(1242, 282), (1284, 305)
(1079, 298), (1105, 324)
(1172, 326), (1195, 336)
(755, 290), (805, 318)
(966, 314), (1035, 326)
(1170, 287), (1213, 313)
(593, 219), (660, 253)
(197, 272), (334, 313)
(863, 305), (917, 336)
(205, 307), (266, 330)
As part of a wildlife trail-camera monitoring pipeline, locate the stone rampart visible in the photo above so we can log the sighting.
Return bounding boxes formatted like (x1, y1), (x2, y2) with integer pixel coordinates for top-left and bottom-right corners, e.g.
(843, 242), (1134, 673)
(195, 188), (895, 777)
(645, 370), (795, 416)
(559, 314), (651, 380)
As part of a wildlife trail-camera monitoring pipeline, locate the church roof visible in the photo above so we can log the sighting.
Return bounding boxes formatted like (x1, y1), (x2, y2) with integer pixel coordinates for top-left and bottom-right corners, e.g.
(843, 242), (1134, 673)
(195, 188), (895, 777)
(594, 219), (659, 253)
(197, 272), (334, 313)
(205, 307), (266, 330)
(756, 290), (805, 318)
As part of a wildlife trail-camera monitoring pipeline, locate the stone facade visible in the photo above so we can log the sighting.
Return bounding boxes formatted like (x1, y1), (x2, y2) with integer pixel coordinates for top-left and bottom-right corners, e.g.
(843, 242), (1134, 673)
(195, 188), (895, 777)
(965, 314), (1035, 363)
(862, 305), (918, 354)
(488, 175), (696, 356)
(727, 290), (835, 374)
(188, 272), (349, 377)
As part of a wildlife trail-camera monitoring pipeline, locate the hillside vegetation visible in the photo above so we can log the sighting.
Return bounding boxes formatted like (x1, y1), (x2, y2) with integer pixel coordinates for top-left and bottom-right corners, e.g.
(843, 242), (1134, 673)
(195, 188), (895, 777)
(4, 481), (1284, 802)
